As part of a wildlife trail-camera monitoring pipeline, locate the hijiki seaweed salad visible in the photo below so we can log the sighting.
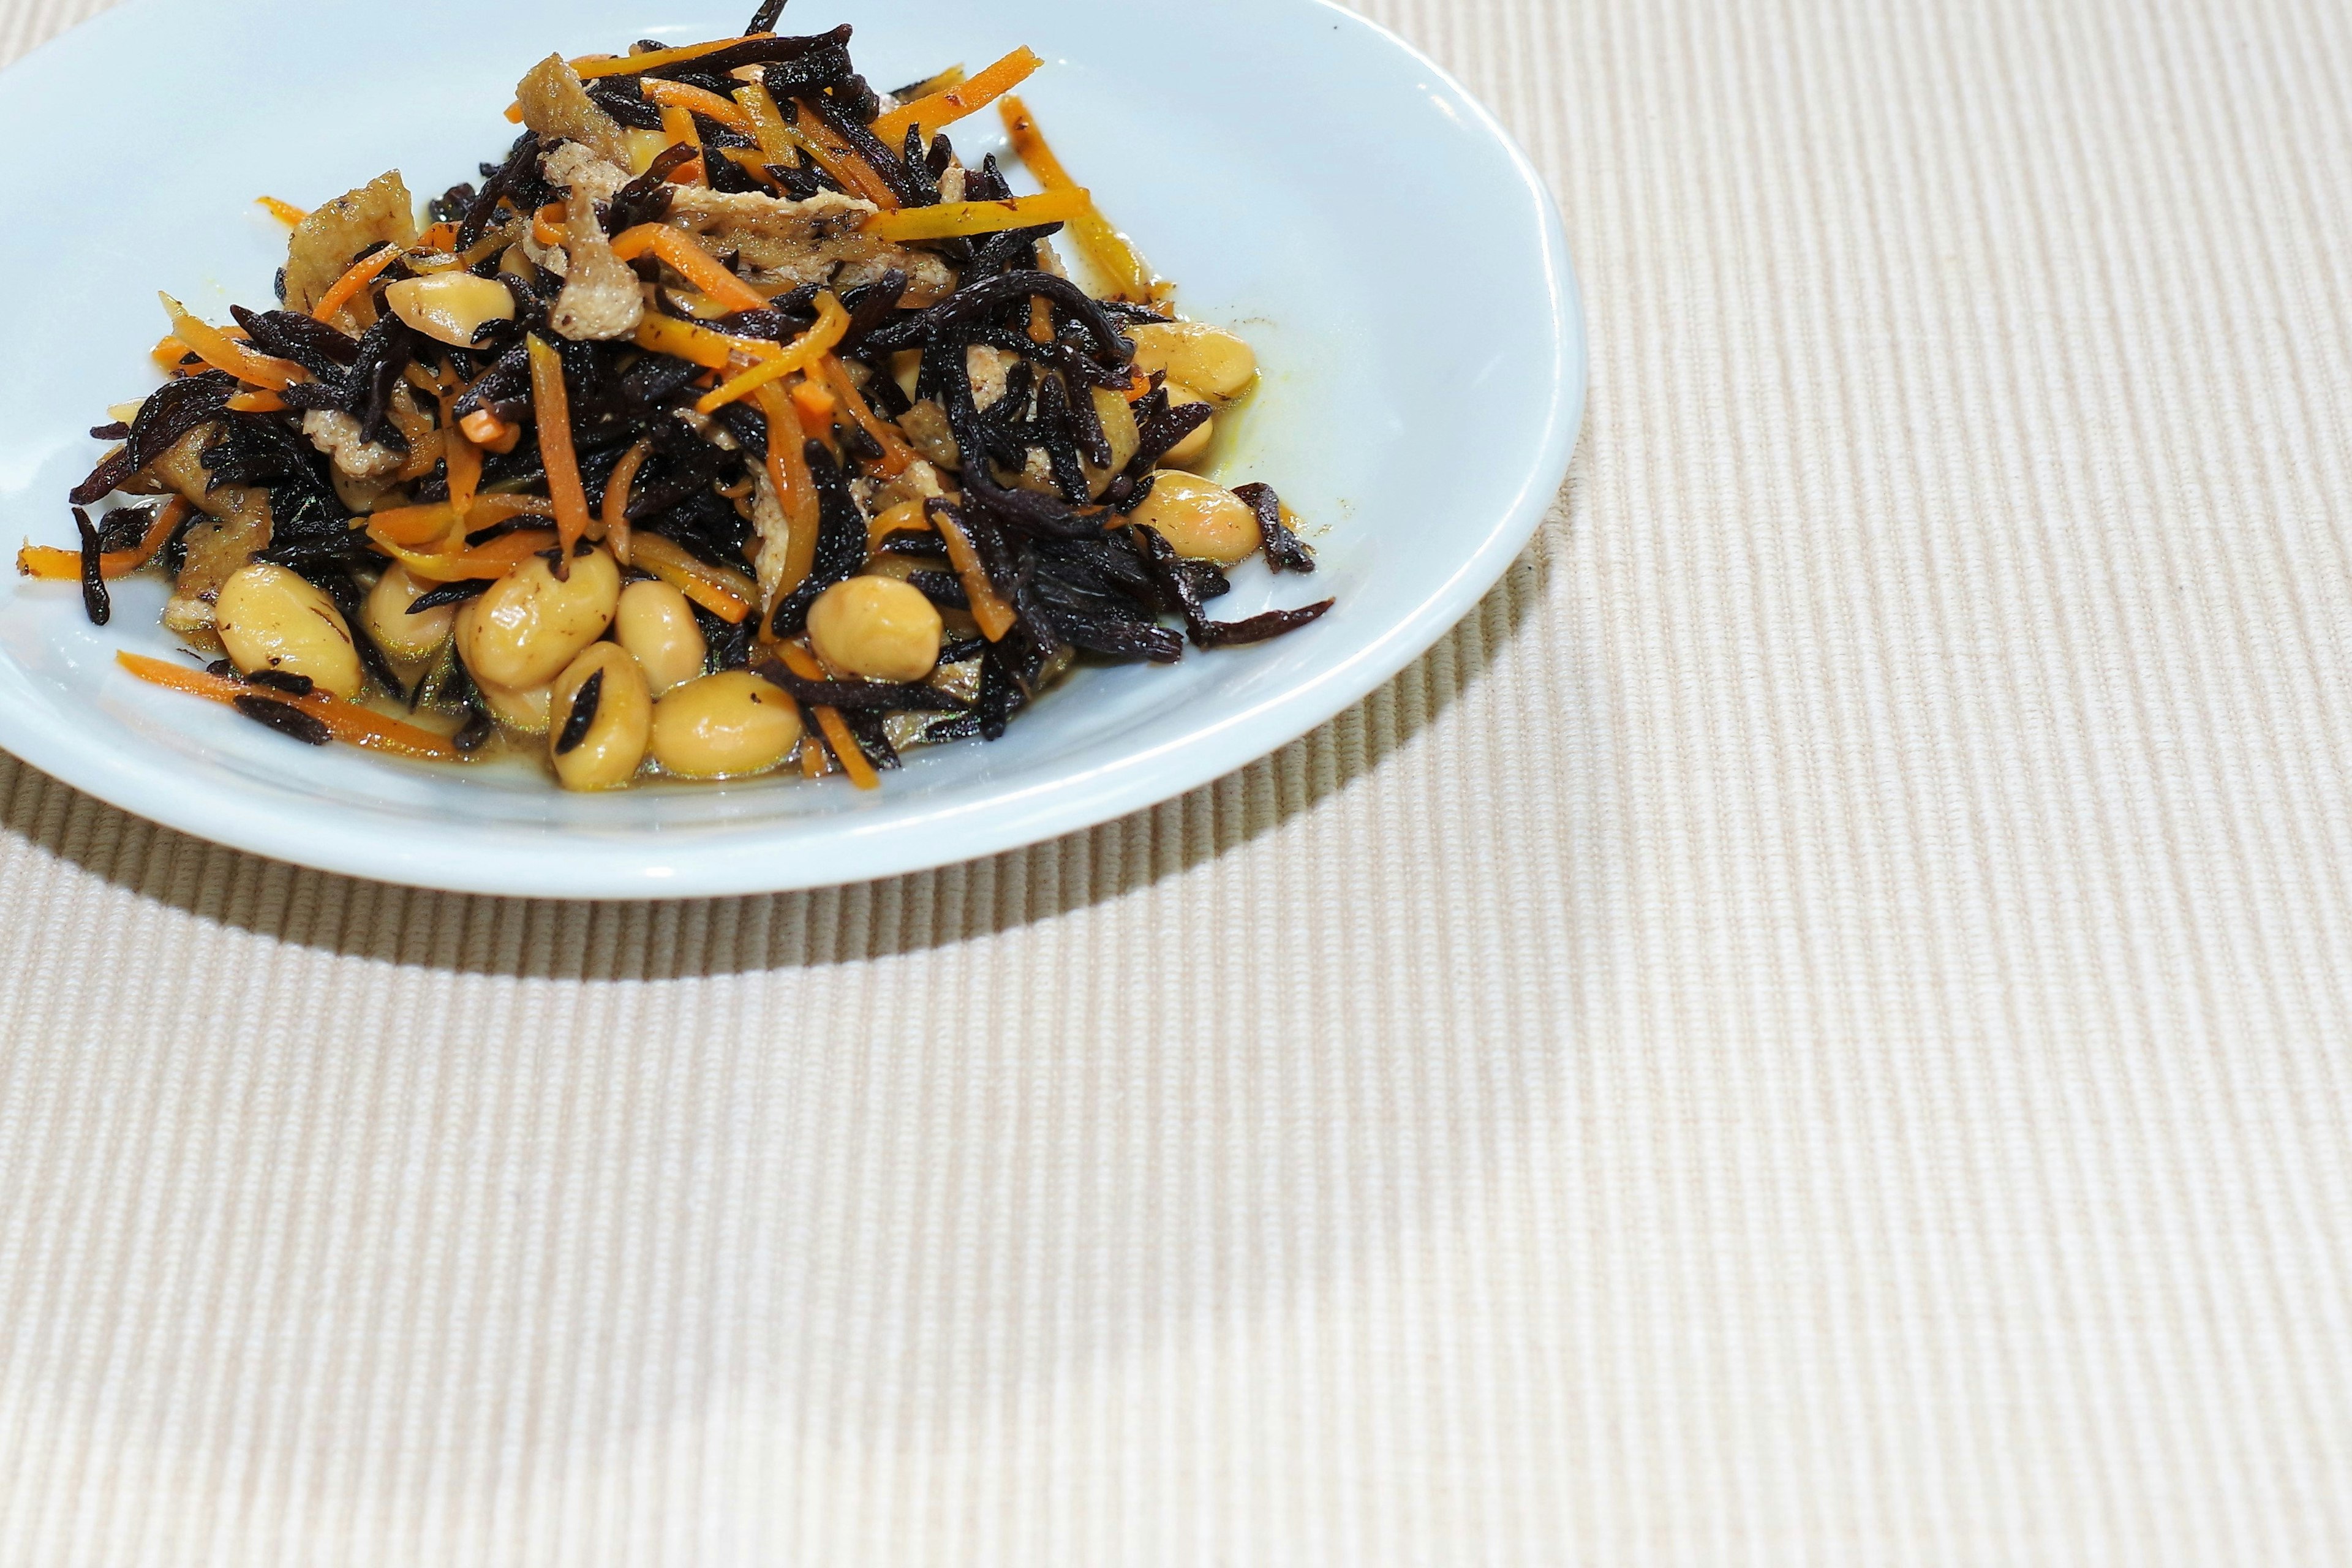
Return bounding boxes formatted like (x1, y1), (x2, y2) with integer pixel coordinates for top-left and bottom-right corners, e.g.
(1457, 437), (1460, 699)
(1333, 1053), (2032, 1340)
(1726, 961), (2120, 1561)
(25, 4), (1330, 791)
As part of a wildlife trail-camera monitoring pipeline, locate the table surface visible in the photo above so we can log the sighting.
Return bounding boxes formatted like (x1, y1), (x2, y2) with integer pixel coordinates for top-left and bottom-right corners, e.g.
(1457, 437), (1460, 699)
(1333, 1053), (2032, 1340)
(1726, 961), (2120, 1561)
(4, 0), (2350, 1560)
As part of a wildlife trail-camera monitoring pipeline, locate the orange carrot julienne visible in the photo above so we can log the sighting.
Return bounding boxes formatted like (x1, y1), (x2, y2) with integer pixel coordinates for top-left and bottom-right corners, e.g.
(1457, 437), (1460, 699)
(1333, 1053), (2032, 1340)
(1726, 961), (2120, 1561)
(312, 243), (401, 322)
(19, 497), (189, 581)
(159, 295), (309, 390)
(642, 78), (755, 133)
(693, 292), (850, 413)
(257, 195), (307, 226)
(602, 439), (654, 566)
(816, 354), (916, 476)
(777, 643), (880, 790)
(633, 314), (782, 371)
(659, 105), (706, 186)
(628, 533), (756, 623)
(754, 382), (820, 598)
(526, 336), (592, 565)
(1000, 97), (1167, 304)
(435, 387), (483, 521)
(608, 225), (766, 313)
(571, 34), (772, 80)
(115, 652), (462, 762)
(733, 81), (895, 208)
(870, 46), (1043, 149)
(931, 502), (1018, 641)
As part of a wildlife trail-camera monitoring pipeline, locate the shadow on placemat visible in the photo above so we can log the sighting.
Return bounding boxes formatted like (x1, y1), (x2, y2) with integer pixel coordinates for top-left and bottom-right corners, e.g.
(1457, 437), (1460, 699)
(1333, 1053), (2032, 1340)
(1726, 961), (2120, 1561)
(0, 530), (1557, 980)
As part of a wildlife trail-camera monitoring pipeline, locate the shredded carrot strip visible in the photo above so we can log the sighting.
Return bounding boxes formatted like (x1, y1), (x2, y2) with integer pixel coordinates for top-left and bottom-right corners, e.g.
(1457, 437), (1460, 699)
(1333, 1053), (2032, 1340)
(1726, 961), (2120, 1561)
(602, 439), (654, 567)
(365, 501), (462, 548)
(152, 335), (194, 371)
(369, 527), (559, 584)
(226, 390), (287, 413)
(159, 295), (309, 390)
(396, 428), (447, 483)
(861, 187), (1092, 244)
(628, 533), (756, 623)
(19, 497), (189, 582)
(608, 225), (766, 313)
(734, 81), (796, 161)
(642, 78), (755, 133)
(777, 643), (880, 789)
(437, 387), (483, 520)
(532, 202), (568, 247)
(932, 505), (1018, 641)
(797, 737), (827, 778)
(417, 221), (460, 252)
(863, 498), (930, 554)
(312, 244), (402, 322)
(526, 336), (592, 563)
(365, 493), (551, 551)
(573, 34), (772, 80)
(870, 46), (1044, 149)
(755, 383), (821, 599)
(693, 292), (850, 412)
(815, 355), (917, 475)
(659, 105), (707, 186)
(1000, 97), (1167, 304)
(735, 83), (896, 208)
(115, 652), (462, 762)
(633, 314), (783, 371)
(257, 195), (307, 227)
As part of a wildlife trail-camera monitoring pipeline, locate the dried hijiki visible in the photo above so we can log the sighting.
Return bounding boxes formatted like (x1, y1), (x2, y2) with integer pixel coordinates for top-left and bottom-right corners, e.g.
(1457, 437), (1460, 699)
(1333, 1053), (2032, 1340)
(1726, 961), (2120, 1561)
(28, 2), (1331, 791)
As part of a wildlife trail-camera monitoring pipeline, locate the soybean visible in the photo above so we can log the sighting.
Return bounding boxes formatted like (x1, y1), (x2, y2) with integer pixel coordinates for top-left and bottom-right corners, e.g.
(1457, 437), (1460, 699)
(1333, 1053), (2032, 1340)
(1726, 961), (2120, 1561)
(1131, 472), (1261, 565)
(1130, 322), (1258, 402)
(612, 579), (708, 696)
(807, 576), (943, 684)
(548, 643), (652, 791)
(364, 564), (458, 663)
(214, 562), (366, 698)
(650, 672), (804, 780)
(459, 547), (621, 690)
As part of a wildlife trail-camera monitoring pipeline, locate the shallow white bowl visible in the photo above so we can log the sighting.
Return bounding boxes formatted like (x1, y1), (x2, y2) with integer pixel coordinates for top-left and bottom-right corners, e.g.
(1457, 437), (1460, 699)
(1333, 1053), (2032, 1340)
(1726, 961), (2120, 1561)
(0, 0), (1583, 899)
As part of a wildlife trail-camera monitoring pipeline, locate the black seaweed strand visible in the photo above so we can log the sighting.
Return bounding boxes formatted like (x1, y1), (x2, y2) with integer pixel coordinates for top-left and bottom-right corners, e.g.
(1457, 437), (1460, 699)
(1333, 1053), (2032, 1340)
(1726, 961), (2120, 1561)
(233, 694), (331, 746)
(555, 670), (603, 755)
(1231, 482), (1316, 573)
(72, 508), (108, 625)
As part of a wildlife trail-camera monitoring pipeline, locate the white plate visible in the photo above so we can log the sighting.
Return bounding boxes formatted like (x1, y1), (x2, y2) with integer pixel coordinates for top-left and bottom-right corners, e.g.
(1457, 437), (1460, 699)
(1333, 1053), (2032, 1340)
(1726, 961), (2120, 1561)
(0, 0), (1584, 899)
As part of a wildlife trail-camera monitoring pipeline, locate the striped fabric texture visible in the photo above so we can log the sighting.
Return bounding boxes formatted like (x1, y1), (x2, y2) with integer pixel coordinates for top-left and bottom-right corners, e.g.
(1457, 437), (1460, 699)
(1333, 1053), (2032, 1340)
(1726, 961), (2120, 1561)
(4, 0), (2351, 1561)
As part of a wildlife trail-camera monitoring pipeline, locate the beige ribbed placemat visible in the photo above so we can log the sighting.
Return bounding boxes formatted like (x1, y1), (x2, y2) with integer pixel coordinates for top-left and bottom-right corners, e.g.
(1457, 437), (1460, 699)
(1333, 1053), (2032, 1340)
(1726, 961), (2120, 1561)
(6, 0), (2352, 1561)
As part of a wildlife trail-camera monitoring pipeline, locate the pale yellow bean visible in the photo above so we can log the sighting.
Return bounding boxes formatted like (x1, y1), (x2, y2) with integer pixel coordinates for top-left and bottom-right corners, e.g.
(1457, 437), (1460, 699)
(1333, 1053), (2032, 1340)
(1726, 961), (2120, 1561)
(214, 562), (366, 698)
(459, 547), (621, 690)
(612, 579), (707, 696)
(650, 672), (804, 780)
(1131, 472), (1260, 565)
(1161, 385), (1216, 470)
(548, 643), (652, 792)
(1130, 321), (1258, 401)
(472, 673), (552, 736)
(363, 564), (456, 663)
(807, 576), (943, 684)
(383, 273), (518, 348)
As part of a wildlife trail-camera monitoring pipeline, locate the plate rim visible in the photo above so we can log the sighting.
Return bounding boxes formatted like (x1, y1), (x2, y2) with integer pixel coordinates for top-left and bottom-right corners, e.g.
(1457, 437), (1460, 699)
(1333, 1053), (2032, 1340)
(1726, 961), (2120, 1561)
(0, 0), (1586, 900)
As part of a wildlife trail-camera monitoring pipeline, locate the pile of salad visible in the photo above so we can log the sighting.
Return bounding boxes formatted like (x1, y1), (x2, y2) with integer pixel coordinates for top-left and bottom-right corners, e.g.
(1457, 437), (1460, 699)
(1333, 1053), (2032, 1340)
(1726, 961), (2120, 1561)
(28, 2), (1328, 791)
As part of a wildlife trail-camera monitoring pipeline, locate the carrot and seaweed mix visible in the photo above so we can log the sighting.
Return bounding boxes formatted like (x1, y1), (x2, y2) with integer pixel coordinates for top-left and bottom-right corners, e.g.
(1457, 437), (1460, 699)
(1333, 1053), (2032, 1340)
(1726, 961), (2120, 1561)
(24, 1), (1331, 792)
